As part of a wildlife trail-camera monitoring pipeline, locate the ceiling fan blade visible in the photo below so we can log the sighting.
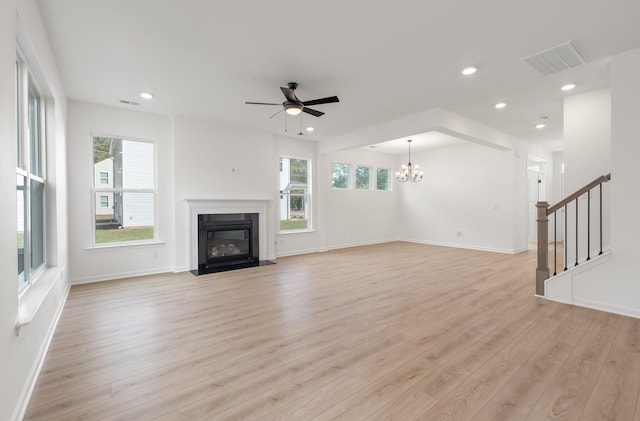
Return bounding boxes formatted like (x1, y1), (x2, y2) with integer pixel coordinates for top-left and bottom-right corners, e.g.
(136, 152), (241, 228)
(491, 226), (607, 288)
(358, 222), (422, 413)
(280, 87), (297, 102)
(302, 96), (339, 106)
(303, 107), (324, 117)
(245, 101), (281, 106)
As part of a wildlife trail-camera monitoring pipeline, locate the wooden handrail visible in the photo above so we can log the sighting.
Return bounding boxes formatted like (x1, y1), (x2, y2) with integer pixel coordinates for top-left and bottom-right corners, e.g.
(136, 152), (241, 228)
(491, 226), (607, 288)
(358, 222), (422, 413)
(547, 173), (611, 214)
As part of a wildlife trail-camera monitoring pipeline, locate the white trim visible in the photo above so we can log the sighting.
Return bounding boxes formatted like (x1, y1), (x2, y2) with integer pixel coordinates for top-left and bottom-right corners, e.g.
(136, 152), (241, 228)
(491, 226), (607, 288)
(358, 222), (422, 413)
(276, 247), (321, 257)
(16, 265), (65, 332)
(277, 239), (394, 257)
(71, 266), (174, 285)
(402, 238), (525, 254)
(572, 297), (640, 320)
(184, 199), (271, 270)
(278, 238), (526, 258)
(85, 240), (165, 251)
(328, 238), (395, 251)
(11, 279), (69, 421)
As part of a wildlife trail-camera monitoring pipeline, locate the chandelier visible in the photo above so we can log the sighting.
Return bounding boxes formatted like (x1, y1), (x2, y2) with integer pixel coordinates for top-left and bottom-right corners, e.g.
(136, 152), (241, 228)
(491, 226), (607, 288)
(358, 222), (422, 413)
(396, 139), (424, 183)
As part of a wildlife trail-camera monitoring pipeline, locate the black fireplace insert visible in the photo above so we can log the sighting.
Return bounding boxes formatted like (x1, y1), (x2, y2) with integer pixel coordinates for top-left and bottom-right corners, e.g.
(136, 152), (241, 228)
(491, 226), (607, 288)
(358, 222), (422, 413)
(196, 213), (259, 274)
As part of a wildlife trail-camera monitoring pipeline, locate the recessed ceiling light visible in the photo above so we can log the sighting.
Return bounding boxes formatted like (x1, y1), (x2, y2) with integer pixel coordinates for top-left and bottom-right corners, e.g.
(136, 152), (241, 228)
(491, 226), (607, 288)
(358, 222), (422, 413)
(462, 67), (477, 76)
(140, 92), (154, 99)
(535, 123), (546, 129)
(306, 126), (314, 132)
(494, 102), (506, 109)
(561, 84), (576, 91)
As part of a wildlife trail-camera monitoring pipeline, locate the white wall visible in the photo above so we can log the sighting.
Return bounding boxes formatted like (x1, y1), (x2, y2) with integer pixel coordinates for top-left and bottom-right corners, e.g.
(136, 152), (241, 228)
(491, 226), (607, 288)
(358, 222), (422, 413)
(563, 88), (612, 193)
(563, 88), (612, 262)
(2, 1), (70, 420)
(67, 101), (175, 283)
(173, 115), (277, 270)
(397, 143), (520, 253)
(546, 48), (640, 318)
(321, 148), (399, 250)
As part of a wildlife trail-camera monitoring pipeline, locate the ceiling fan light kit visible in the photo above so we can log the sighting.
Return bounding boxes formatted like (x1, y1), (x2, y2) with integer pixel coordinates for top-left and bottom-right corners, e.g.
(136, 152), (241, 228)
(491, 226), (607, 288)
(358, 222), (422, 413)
(284, 102), (303, 115)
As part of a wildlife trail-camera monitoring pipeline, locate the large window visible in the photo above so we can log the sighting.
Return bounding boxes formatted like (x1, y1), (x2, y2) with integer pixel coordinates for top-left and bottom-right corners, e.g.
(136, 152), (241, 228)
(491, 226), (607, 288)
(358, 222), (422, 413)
(16, 55), (46, 292)
(331, 162), (351, 189)
(92, 136), (156, 244)
(279, 157), (311, 231)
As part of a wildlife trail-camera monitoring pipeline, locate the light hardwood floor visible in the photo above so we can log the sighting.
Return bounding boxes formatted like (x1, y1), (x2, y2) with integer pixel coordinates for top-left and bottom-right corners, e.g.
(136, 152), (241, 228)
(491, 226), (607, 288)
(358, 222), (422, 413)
(25, 242), (640, 420)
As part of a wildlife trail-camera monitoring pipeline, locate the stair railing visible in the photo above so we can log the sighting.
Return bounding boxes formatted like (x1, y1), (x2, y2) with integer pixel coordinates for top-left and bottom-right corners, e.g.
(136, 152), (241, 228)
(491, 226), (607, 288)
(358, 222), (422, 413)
(535, 173), (611, 296)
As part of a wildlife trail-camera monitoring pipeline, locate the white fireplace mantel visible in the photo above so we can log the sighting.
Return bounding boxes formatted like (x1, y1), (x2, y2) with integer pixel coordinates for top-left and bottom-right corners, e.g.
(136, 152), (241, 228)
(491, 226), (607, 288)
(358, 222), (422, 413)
(184, 198), (271, 271)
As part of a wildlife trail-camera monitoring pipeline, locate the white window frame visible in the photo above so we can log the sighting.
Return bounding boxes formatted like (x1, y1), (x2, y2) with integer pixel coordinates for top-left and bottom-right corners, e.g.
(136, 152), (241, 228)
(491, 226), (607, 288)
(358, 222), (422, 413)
(279, 155), (312, 233)
(99, 195), (109, 208)
(99, 171), (109, 184)
(16, 51), (47, 294)
(91, 135), (158, 247)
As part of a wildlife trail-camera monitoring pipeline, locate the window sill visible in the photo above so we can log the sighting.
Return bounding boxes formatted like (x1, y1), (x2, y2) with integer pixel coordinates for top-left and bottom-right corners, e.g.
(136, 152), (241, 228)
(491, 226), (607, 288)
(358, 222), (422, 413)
(86, 240), (165, 251)
(16, 265), (65, 336)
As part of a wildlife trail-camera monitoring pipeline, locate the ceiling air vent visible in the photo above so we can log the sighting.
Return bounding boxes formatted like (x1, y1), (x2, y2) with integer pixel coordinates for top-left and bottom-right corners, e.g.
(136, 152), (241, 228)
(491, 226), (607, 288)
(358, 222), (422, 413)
(119, 99), (140, 106)
(522, 41), (587, 76)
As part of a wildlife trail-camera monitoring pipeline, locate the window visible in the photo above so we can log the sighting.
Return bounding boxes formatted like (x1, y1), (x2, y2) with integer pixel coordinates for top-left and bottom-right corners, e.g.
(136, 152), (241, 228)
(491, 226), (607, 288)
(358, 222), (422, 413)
(279, 157), (311, 231)
(99, 171), (109, 184)
(93, 136), (156, 244)
(99, 195), (109, 208)
(16, 55), (46, 292)
(355, 166), (371, 190)
(332, 162), (350, 189)
(377, 168), (391, 191)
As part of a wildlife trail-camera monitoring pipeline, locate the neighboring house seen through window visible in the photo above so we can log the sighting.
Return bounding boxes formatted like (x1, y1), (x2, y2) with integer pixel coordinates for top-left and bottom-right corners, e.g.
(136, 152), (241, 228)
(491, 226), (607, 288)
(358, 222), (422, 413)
(93, 136), (156, 244)
(279, 157), (311, 232)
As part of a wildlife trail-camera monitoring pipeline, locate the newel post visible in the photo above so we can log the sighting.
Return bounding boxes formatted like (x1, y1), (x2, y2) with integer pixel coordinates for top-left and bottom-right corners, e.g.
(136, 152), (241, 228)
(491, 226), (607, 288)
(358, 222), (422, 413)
(535, 201), (550, 296)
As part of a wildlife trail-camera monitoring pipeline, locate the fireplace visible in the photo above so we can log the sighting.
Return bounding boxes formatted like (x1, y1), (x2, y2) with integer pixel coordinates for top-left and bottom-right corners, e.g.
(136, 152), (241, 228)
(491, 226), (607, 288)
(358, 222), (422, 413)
(197, 213), (259, 274)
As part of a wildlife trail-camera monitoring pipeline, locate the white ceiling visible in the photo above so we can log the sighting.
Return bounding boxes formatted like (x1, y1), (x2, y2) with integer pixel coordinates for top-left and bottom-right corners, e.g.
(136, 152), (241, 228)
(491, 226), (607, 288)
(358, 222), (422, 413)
(35, 1), (640, 154)
(363, 132), (467, 155)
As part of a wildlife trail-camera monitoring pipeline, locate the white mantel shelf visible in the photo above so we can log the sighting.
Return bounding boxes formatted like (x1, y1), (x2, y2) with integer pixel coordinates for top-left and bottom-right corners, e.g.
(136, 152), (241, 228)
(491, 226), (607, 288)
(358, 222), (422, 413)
(184, 198), (273, 271)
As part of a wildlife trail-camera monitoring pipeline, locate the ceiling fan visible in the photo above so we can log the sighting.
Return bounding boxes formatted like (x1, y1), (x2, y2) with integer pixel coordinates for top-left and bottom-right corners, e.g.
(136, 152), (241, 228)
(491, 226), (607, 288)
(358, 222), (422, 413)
(245, 82), (339, 118)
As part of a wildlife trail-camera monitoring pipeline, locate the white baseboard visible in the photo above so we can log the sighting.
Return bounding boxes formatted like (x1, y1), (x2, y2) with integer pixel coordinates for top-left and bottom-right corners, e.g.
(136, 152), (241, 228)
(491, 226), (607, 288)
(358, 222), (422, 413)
(572, 298), (640, 320)
(12, 281), (70, 421)
(327, 238), (394, 252)
(71, 266), (175, 285)
(403, 238), (523, 254)
(276, 247), (320, 258)
(275, 239), (394, 258)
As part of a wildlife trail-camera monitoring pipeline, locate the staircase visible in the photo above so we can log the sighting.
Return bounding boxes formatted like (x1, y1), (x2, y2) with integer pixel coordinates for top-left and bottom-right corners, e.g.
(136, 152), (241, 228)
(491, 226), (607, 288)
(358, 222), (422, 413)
(535, 173), (612, 297)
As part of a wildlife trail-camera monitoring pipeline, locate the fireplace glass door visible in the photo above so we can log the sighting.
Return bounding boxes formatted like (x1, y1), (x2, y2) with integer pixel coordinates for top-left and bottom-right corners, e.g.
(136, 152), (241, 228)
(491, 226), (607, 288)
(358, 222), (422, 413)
(207, 227), (250, 259)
